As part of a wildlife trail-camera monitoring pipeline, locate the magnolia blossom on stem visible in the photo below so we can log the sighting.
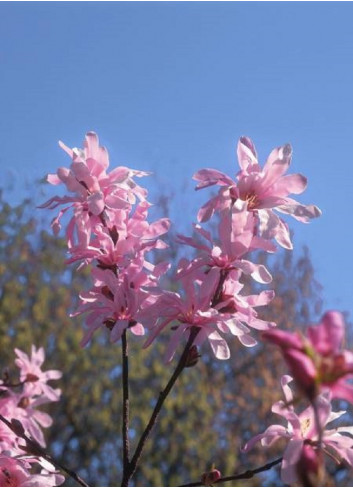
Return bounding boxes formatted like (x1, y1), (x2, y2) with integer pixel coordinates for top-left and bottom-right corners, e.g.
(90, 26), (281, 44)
(15, 346), (62, 402)
(193, 137), (321, 249)
(0, 347), (63, 486)
(144, 267), (275, 361)
(40, 132), (150, 241)
(74, 263), (165, 346)
(263, 311), (353, 402)
(66, 201), (170, 269)
(0, 456), (64, 487)
(177, 204), (273, 285)
(0, 394), (53, 448)
(243, 375), (353, 485)
(217, 274), (275, 338)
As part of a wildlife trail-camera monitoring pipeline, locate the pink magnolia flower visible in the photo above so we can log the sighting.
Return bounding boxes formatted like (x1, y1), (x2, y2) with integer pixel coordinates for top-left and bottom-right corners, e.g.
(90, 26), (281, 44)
(216, 273), (276, 340)
(263, 311), (353, 402)
(243, 375), (353, 485)
(66, 201), (170, 268)
(144, 268), (275, 361)
(15, 346), (62, 402)
(0, 394), (53, 448)
(144, 268), (231, 361)
(177, 204), (274, 285)
(0, 456), (64, 487)
(40, 132), (150, 241)
(194, 137), (321, 249)
(74, 263), (163, 347)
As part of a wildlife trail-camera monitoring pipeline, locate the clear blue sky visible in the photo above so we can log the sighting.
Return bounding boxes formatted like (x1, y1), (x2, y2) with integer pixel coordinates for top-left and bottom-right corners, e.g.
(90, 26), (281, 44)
(1, 2), (352, 320)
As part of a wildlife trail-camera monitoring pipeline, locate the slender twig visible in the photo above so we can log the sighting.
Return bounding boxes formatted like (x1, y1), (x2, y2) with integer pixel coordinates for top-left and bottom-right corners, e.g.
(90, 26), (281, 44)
(313, 397), (323, 451)
(312, 397), (325, 485)
(121, 329), (130, 486)
(1, 380), (26, 388)
(179, 457), (283, 486)
(211, 270), (228, 308)
(122, 259), (227, 484)
(0, 414), (89, 487)
(122, 326), (200, 485)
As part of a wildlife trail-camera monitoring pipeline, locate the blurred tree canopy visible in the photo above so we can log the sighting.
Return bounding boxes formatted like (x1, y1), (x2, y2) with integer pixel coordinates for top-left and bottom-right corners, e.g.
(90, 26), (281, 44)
(0, 189), (352, 487)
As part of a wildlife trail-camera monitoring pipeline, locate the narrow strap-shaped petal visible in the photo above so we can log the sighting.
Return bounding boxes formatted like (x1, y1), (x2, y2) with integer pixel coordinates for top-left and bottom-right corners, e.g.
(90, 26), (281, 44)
(207, 331), (230, 360)
(272, 173), (307, 196)
(262, 143), (293, 189)
(280, 439), (304, 485)
(236, 136), (259, 172)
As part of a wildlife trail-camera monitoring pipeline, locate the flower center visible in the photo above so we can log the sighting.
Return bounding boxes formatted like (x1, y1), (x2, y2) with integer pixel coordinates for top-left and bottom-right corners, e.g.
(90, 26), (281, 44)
(300, 417), (311, 437)
(245, 192), (259, 210)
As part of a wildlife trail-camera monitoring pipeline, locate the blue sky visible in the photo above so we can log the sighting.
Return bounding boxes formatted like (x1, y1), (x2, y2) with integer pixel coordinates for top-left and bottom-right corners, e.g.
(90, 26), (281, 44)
(1, 2), (352, 319)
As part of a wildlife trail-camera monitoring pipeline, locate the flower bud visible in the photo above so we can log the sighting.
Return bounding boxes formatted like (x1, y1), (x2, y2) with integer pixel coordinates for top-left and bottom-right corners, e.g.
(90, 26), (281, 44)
(185, 345), (201, 368)
(17, 397), (30, 409)
(201, 469), (221, 486)
(10, 418), (25, 437)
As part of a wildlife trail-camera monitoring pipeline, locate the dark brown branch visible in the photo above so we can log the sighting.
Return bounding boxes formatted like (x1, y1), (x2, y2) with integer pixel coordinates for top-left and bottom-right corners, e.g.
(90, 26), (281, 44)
(0, 380), (26, 389)
(121, 329), (130, 486)
(211, 270), (228, 308)
(179, 457), (283, 486)
(0, 414), (89, 487)
(122, 326), (200, 485)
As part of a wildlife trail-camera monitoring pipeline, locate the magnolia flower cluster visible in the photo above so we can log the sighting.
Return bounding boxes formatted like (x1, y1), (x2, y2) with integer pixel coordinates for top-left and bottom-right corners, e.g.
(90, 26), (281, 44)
(41, 132), (171, 347)
(41, 132), (353, 485)
(0, 346), (64, 486)
(243, 374), (353, 485)
(145, 136), (321, 361)
(244, 312), (353, 484)
(42, 133), (321, 362)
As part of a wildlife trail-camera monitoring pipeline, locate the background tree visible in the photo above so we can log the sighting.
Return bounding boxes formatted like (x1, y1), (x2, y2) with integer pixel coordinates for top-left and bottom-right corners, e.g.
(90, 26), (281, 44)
(0, 189), (351, 486)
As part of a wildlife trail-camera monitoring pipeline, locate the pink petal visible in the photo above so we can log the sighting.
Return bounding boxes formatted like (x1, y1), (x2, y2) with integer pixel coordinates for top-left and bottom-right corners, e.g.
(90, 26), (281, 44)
(330, 381), (353, 404)
(130, 323), (145, 336)
(236, 136), (259, 172)
(197, 195), (222, 222)
(281, 375), (294, 404)
(238, 334), (257, 347)
(208, 331), (230, 360)
(242, 424), (288, 452)
(223, 318), (249, 336)
(193, 168), (234, 189)
(110, 320), (129, 342)
(84, 132), (109, 172)
(246, 289), (275, 307)
(262, 143), (293, 189)
(248, 316), (276, 331)
(105, 193), (130, 209)
(284, 349), (317, 396)
(273, 173), (307, 196)
(88, 192), (105, 215)
(145, 218), (170, 238)
(194, 223), (213, 243)
(108, 166), (131, 183)
(164, 324), (189, 363)
(47, 173), (62, 185)
(262, 329), (303, 350)
(251, 235), (277, 253)
(274, 217), (293, 250)
(281, 439), (304, 485)
(58, 139), (74, 157)
(308, 311), (345, 355)
(199, 268), (219, 309)
(277, 202), (322, 222)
